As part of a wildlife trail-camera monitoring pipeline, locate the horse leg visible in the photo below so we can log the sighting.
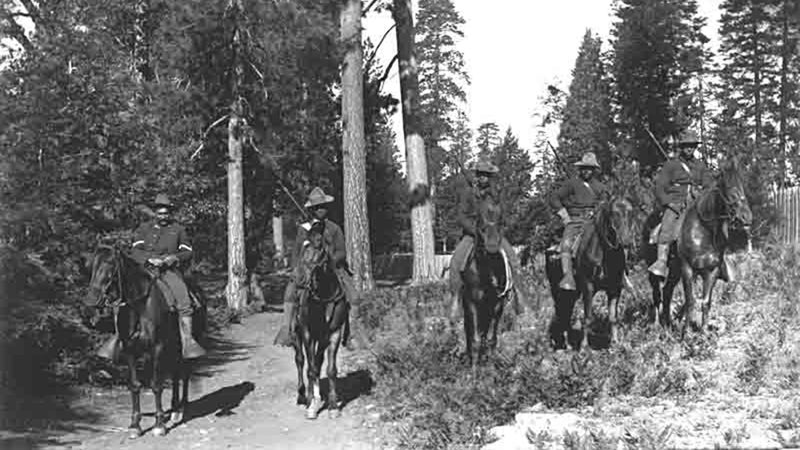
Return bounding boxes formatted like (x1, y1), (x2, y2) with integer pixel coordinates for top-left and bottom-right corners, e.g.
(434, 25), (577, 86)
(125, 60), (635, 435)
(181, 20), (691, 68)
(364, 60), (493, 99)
(488, 297), (505, 355)
(579, 281), (595, 351)
(326, 325), (343, 418)
(607, 288), (622, 345)
(127, 354), (143, 439)
(294, 336), (308, 406)
(681, 263), (700, 337)
(152, 345), (167, 436)
(170, 362), (182, 424)
(648, 273), (663, 325)
(462, 294), (477, 373)
(662, 272), (680, 330)
(305, 336), (322, 420)
(700, 268), (720, 330)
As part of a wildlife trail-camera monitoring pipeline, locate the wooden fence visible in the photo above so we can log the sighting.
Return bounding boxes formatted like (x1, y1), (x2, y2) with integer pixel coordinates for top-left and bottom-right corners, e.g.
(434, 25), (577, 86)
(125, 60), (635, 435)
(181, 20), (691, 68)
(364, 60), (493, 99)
(773, 186), (800, 244)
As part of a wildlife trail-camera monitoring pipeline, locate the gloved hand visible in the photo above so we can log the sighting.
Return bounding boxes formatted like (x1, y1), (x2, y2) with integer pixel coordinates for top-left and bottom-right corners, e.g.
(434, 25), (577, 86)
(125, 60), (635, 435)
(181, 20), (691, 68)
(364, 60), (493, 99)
(557, 208), (570, 225)
(162, 254), (179, 267)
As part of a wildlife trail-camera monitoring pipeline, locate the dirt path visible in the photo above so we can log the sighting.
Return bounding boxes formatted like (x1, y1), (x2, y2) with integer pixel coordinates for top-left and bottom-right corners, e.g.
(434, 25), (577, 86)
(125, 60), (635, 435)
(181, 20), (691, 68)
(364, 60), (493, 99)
(36, 310), (387, 450)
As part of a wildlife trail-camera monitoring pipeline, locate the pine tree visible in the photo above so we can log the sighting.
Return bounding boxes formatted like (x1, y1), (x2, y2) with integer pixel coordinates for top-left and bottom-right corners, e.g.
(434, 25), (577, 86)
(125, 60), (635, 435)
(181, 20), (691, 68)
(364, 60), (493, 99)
(415, 0), (469, 179)
(558, 30), (613, 172)
(489, 128), (535, 244)
(612, 0), (708, 168)
(475, 122), (501, 158)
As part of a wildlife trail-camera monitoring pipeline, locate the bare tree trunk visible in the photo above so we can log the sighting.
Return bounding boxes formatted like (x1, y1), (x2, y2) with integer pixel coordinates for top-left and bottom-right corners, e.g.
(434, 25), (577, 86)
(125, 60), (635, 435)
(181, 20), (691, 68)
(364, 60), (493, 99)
(341, 0), (374, 292)
(227, 100), (248, 310)
(272, 215), (285, 268)
(393, 0), (436, 283)
(225, 0), (249, 309)
(779, 2), (791, 187)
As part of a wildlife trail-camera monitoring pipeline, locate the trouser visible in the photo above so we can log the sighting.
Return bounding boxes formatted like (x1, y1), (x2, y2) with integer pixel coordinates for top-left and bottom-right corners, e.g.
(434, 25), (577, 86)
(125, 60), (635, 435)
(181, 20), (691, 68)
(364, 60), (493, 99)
(158, 270), (193, 316)
(657, 203), (685, 244)
(449, 234), (519, 302)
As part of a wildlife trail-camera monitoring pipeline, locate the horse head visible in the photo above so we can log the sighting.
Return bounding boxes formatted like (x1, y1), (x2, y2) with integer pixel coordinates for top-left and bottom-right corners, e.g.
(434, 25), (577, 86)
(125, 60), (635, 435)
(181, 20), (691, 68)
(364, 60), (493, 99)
(595, 197), (635, 250)
(87, 244), (120, 307)
(717, 158), (752, 232)
(300, 221), (339, 301)
(477, 200), (503, 255)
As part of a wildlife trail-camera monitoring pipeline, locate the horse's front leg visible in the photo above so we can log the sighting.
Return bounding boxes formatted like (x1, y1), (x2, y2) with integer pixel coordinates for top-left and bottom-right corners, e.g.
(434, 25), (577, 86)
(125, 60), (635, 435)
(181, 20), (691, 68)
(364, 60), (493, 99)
(648, 273), (663, 325)
(127, 354), (143, 439)
(326, 323), (343, 418)
(152, 345), (167, 436)
(681, 262), (699, 337)
(662, 271), (680, 329)
(607, 288), (622, 345)
(462, 292), (479, 374)
(700, 267), (720, 330)
(294, 333), (307, 406)
(170, 361), (183, 424)
(488, 296), (505, 355)
(579, 279), (595, 351)
(305, 335), (323, 420)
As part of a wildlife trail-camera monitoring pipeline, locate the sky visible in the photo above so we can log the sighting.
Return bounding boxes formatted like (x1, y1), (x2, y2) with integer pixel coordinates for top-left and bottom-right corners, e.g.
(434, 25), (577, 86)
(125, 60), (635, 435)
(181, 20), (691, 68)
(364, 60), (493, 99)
(364, 0), (722, 162)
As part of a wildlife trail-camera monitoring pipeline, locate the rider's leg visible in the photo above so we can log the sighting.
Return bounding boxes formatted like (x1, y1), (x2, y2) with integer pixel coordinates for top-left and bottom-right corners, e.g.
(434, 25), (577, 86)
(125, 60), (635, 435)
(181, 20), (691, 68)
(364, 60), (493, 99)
(274, 279), (298, 347)
(649, 206), (680, 278)
(559, 223), (579, 291)
(449, 235), (474, 319)
(163, 271), (206, 359)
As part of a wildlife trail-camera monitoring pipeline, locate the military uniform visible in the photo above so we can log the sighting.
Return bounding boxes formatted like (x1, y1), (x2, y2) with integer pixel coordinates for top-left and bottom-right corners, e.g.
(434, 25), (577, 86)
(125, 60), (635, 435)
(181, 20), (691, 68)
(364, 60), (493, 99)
(274, 187), (357, 347)
(96, 193), (205, 361)
(449, 160), (516, 285)
(649, 130), (712, 277)
(550, 152), (606, 290)
(131, 221), (194, 315)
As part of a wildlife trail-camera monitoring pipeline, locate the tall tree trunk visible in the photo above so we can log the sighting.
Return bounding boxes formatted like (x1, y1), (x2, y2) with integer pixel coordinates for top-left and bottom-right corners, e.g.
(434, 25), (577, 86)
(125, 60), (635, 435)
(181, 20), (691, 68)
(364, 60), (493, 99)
(753, 15), (763, 148)
(341, 0), (374, 292)
(227, 99), (248, 310)
(226, 0), (248, 309)
(393, 0), (436, 283)
(272, 214), (285, 268)
(779, 2), (791, 187)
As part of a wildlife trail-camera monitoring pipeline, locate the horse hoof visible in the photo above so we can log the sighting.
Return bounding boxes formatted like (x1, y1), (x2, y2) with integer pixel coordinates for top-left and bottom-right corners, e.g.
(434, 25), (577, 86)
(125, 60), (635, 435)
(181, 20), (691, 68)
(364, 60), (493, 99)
(127, 427), (142, 439)
(152, 425), (167, 437)
(170, 411), (183, 424)
(328, 408), (341, 419)
(297, 394), (308, 406)
(306, 399), (322, 420)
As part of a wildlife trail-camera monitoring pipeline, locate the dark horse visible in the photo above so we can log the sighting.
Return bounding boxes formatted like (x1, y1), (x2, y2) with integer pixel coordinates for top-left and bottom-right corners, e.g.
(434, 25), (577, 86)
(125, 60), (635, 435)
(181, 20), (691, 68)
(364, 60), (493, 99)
(643, 159), (752, 335)
(292, 221), (349, 420)
(86, 244), (205, 438)
(545, 197), (634, 350)
(459, 201), (512, 370)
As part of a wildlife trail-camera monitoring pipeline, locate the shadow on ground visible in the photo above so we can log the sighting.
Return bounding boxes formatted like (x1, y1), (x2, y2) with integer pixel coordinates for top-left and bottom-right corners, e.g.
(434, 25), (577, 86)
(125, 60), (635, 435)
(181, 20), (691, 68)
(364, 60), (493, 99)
(319, 369), (374, 410)
(181, 381), (256, 423)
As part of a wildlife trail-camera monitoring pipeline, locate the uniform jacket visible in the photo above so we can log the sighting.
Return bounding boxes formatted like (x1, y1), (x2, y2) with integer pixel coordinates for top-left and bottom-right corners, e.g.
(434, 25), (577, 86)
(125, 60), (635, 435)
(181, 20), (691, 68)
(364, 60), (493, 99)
(550, 177), (607, 217)
(131, 221), (193, 267)
(457, 186), (496, 237)
(654, 157), (712, 207)
(294, 218), (347, 268)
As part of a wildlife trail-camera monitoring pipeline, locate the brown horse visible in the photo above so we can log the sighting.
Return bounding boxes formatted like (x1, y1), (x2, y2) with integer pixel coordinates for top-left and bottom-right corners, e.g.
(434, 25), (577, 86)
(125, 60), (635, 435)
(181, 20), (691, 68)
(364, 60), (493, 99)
(459, 200), (512, 370)
(545, 197), (634, 350)
(293, 220), (349, 420)
(86, 244), (205, 438)
(643, 159), (752, 335)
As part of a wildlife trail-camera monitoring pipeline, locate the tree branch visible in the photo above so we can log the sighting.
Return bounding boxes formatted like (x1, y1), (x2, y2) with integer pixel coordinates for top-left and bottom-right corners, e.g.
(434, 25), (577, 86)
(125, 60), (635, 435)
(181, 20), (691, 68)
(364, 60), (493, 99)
(0, 14), (34, 53)
(366, 23), (396, 70)
(363, 0), (382, 16)
(190, 114), (230, 160)
(16, 0), (40, 23)
(376, 53), (398, 92)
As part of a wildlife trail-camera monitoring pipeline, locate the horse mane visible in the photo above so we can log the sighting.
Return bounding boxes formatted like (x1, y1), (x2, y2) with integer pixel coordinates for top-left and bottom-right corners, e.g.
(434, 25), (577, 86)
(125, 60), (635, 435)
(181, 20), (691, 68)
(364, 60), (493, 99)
(592, 199), (617, 249)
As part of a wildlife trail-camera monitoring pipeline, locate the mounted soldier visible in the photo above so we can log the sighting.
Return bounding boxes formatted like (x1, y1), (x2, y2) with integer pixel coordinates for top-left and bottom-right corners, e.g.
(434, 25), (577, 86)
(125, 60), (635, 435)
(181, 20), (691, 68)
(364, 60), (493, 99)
(549, 152), (607, 291)
(274, 187), (356, 347)
(97, 193), (206, 360)
(648, 130), (716, 279)
(448, 159), (518, 312)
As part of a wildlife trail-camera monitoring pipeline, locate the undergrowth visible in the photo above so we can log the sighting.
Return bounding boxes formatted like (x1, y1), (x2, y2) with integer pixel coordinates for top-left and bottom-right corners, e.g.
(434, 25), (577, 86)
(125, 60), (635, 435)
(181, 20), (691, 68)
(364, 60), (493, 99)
(355, 246), (800, 449)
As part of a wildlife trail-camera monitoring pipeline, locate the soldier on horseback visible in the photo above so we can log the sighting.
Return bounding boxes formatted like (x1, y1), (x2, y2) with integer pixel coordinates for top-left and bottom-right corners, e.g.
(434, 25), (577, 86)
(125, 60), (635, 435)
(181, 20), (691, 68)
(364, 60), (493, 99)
(274, 187), (357, 347)
(648, 130), (714, 279)
(550, 152), (607, 291)
(97, 193), (206, 360)
(448, 160), (518, 305)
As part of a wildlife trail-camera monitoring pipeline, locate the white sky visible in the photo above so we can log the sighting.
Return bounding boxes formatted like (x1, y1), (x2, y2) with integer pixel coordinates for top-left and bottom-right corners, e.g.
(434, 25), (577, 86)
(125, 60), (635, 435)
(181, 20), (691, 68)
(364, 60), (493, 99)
(364, 0), (722, 161)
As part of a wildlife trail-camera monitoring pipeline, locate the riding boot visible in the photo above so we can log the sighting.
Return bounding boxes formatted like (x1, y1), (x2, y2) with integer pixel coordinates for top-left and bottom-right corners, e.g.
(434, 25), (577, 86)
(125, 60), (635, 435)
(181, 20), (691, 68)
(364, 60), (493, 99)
(559, 253), (576, 291)
(179, 315), (206, 359)
(273, 301), (296, 347)
(648, 244), (670, 278)
(96, 334), (121, 361)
